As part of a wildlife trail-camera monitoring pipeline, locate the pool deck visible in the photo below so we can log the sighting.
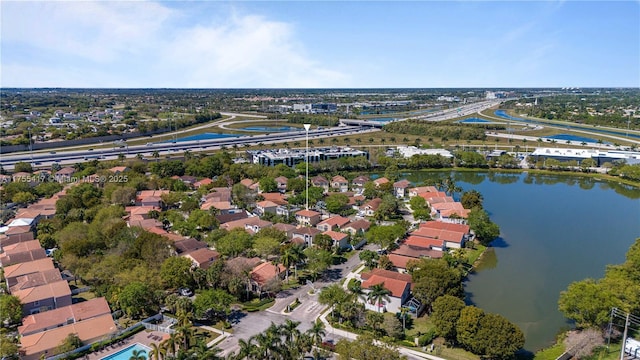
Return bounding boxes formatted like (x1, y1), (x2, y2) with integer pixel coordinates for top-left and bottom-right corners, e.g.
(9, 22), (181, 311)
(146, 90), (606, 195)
(83, 330), (169, 360)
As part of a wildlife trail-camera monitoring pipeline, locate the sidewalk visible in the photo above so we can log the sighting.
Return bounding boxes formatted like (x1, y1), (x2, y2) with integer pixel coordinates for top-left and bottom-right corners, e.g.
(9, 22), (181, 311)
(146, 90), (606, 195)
(318, 309), (447, 360)
(342, 264), (366, 290)
(197, 324), (230, 348)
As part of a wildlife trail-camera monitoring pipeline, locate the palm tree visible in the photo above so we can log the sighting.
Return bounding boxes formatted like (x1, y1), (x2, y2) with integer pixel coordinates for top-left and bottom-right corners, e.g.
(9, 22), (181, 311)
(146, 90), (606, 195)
(368, 137), (374, 144)
(235, 338), (257, 360)
(306, 320), (326, 347)
(136, 153), (144, 160)
(347, 280), (367, 302)
(162, 333), (179, 356)
(356, 138), (362, 144)
(281, 248), (295, 282)
(367, 283), (391, 313)
(149, 342), (165, 360)
(129, 349), (147, 360)
(319, 138), (325, 145)
(279, 319), (301, 345)
(152, 151), (160, 162)
(184, 150), (192, 160)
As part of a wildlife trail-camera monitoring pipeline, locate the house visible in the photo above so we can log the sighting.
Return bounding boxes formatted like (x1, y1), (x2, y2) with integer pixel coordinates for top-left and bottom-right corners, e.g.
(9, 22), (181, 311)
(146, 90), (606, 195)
(412, 221), (470, 248)
(244, 218), (274, 234)
(322, 230), (350, 249)
(216, 211), (248, 225)
(194, 178), (213, 189)
(240, 178), (255, 188)
(373, 177), (390, 188)
(351, 175), (369, 189)
(0, 228), (35, 246)
(53, 167), (76, 182)
(316, 216), (350, 232)
(272, 223), (296, 239)
(393, 179), (412, 198)
(311, 176), (330, 193)
(10, 269), (63, 293)
(295, 209), (321, 226)
(291, 227), (322, 247)
(331, 175), (349, 192)
(201, 200), (237, 214)
(260, 192), (289, 206)
(408, 186), (439, 198)
(275, 176), (288, 192)
(0, 239), (42, 259)
(0, 247), (46, 266)
(18, 297), (112, 336)
(173, 238), (208, 254)
(430, 202), (470, 223)
(360, 268), (413, 288)
(386, 253), (416, 273)
(136, 190), (170, 207)
(361, 274), (411, 313)
(108, 166), (129, 174)
(4, 258), (56, 288)
(204, 187), (232, 202)
(13, 280), (72, 316)
(255, 200), (279, 216)
(19, 314), (117, 360)
(404, 236), (446, 252)
(342, 219), (371, 236)
(361, 198), (383, 217)
(182, 248), (220, 270)
(250, 262), (286, 294)
(276, 205), (300, 218)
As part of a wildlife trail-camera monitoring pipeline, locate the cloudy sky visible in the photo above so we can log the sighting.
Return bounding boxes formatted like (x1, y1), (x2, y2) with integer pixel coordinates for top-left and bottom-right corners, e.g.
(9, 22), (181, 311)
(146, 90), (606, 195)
(1, 1), (638, 88)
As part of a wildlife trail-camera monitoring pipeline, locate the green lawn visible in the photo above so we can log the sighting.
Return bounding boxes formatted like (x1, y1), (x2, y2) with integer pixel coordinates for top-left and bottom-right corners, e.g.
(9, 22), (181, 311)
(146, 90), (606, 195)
(534, 342), (566, 360)
(240, 298), (275, 312)
(465, 244), (487, 267)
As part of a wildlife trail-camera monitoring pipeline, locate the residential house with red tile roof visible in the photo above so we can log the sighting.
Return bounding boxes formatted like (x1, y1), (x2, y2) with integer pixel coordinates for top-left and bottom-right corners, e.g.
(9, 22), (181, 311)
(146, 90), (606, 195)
(0, 248), (46, 266)
(391, 244), (444, 261)
(239, 178), (255, 188)
(18, 297), (112, 336)
(351, 175), (369, 189)
(274, 176), (288, 192)
(135, 190), (170, 207)
(255, 200), (279, 216)
(429, 202), (470, 223)
(393, 179), (412, 198)
(4, 258), (56, 288)
(19, 314), (117, 360)
(342, 219), (371, 236)
(173, 238), (208, 254)
(311, 176), (329, 193)
(9, 269), (63, 293)
(386, 253), (416, 273)
(201, 200), (236, 214)
(404, 236), (446, 252)
(108, 166), (129, 173)
(219, 217), (272, 233)
(295, 209), (321, 226)
(194, 178), (213, 189)
(13, 280), (72, 316)
(260, 192), (289, 206)
(360, 268), (413, 288)
(53, 167), (76, 183)
(322, 230), (350, 249)
(408, 186), (439, 198)
(250, 262), (286, 295)
(411, 222), (470, 248)
(182, 248), (220, 270)
(316, 216), (350, 232)
(361, 198), (382, 217)
(361, 274), (411, 313)
(272, 223), (296, 239)
(331, 175), (349, 192)
(373, 177), (390, 188)
(0, 230), (35, 247)
(291, 227), (322, 247)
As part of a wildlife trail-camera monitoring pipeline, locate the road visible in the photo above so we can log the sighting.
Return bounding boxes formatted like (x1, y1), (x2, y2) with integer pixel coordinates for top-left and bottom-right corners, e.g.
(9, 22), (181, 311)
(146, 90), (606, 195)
(217, 245), (373, 358)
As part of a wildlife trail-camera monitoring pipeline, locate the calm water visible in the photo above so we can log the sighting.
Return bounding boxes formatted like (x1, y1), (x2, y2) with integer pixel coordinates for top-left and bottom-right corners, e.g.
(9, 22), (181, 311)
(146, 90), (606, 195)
(403, 171), (640, 351)
(240, 126), (298, 132)
(544, 133), (598, 143)
(170, 132), (239, 142)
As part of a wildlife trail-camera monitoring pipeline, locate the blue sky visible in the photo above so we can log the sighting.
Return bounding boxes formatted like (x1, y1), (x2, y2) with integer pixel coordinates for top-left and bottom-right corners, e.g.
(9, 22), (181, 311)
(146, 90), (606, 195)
(1, 1), (638, 88)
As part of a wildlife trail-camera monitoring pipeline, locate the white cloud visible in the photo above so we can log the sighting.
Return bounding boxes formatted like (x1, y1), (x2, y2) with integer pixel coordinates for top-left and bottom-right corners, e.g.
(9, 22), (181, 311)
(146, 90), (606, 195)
(0, 1), (349, 87)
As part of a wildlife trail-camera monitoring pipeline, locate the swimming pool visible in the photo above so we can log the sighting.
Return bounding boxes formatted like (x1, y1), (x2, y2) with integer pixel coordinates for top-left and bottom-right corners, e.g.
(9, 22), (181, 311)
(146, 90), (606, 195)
(100, 343), (151, 360)
(543, 134), (599, 143)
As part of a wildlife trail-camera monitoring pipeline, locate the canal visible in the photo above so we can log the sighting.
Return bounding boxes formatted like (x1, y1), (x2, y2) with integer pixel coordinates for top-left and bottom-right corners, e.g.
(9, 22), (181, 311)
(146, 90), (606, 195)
(402, 171), (640, 351)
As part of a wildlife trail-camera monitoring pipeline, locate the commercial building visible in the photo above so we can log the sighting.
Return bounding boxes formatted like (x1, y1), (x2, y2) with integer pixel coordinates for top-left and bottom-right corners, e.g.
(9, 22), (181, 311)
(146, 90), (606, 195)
(530, 148), (640, 166)
(249, 147), (368, 167)
(396, 146), (453, 159)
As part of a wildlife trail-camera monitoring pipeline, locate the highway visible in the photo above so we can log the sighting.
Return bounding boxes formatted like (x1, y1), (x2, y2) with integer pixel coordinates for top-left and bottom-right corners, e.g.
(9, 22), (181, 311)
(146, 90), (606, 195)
(0, 125), (378, 170)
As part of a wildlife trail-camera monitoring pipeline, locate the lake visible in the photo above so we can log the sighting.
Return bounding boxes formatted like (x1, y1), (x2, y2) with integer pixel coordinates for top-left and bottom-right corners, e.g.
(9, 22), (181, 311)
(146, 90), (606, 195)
(402, 171), (640, 351)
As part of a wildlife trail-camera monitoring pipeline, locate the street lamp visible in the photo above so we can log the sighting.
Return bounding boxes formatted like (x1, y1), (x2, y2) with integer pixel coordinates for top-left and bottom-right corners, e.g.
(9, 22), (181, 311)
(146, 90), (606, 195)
(28, 127), (33, 166)
(304, 124), (311, 211)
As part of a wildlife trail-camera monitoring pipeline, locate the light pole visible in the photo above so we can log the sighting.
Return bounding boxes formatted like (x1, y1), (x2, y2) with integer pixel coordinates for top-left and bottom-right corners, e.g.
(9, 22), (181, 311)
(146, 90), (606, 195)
(28, 127), (33, 166)
(304, 124), (311, 211)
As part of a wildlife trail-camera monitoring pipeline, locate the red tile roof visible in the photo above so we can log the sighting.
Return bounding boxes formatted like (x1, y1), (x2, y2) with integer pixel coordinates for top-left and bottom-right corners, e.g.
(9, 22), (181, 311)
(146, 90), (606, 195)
(18, 297), (111, 336)
(296, 209), (321, 217)
(12, 280), (71, 304)
(419, 221), (470, 233)
(362, 274), (409, 298)
(387, 253), (417, 270)
(250, 262), (286, 287)
(404, 236), (445, 249)
(4, 258), (55, 281)
(9, 269), (63, 293)
(317, 216), (350, 228)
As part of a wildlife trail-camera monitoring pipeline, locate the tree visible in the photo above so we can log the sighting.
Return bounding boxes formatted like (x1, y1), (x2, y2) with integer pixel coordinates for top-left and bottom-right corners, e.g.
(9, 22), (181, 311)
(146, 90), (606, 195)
(307, 320), (326, 347)
(148, 342), (166, 360)
(431, 295), (466, 341)
(378, 255), (393, 270)
(253, 236), (282, 258)
(54, 333), (83, 355)
(0, 337), (19, 360)
(359, 250), (379, 269)
(325, 193), (349, 214)
(467, 207), (500, 245)
(111, 187), (137, 206)
(558, 279), (619, 328)
(475, 313), (525, 359)
(129, 349), (147, 360)
(335, 334), (406, 360)
(366, 224), (406, 250)
(367, 283), (391, 313)
(13, 161), (32, 173)
(313, 233), (334, 251)
(304, 248), (332, 280)
(374, 194), (400, 221)
(215, 228), (253, 257)
(412, 259), (463, 312)
(0, 295), (23, 327)
(118, 281), (157, 319)
(460, 190), (484, 209)
(160, 256), (194, 290)
(259, 177), (277, 193)
(11, 191), (36, 206)
(456, 306), (485, 353)
(193, 289), (235, 321)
